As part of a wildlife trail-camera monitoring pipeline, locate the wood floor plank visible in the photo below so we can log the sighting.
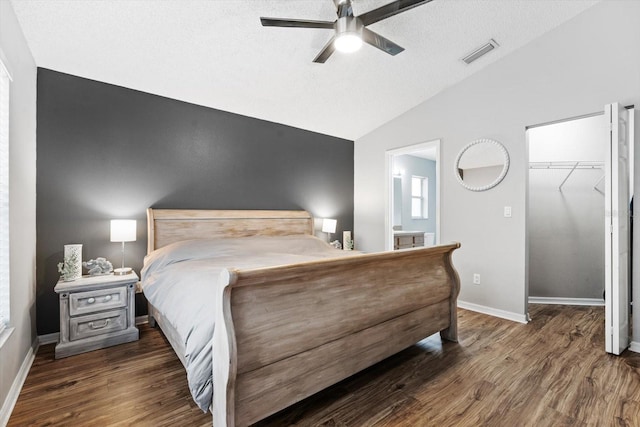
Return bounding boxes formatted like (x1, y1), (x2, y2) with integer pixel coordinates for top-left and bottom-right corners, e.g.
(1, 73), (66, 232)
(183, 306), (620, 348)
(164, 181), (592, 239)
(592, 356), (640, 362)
(8, 305), (640, 426)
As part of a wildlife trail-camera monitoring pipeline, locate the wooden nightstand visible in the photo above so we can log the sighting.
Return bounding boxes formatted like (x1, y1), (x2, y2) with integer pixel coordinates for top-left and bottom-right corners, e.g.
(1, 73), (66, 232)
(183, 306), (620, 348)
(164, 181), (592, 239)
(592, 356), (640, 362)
(54, 272), (139, 359)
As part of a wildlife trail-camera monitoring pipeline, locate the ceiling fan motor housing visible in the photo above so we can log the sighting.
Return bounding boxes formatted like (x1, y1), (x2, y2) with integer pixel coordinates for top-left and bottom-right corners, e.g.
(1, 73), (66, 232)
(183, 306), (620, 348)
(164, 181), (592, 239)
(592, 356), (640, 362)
(336, 16), (363, 38)
(334, 16), (364, 52)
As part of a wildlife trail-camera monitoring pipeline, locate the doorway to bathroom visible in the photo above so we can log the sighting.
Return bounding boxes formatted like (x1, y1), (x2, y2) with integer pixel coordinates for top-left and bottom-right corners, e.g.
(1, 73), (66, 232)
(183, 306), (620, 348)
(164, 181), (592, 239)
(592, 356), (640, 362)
(385, 139), (440, 251)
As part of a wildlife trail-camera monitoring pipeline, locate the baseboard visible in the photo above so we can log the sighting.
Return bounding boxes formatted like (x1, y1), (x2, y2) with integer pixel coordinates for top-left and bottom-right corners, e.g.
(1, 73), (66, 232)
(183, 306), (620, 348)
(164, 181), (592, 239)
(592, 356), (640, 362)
(630, 341), (640, 354)
(135, 315), (148, 325)
(458, 300), (528, 324)
(38, 332), (59, 345)
(528, 296), (605, 306)
(0, 339), (38, 426)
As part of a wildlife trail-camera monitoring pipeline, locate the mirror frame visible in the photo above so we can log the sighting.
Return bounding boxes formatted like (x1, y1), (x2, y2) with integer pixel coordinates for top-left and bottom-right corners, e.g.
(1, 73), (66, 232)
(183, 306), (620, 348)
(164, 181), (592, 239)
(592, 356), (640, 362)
(454, 138), (510, 192)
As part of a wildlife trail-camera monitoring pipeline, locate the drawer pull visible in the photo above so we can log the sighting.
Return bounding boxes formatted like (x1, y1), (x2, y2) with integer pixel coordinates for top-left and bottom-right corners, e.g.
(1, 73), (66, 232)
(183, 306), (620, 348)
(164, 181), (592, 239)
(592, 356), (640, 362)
(87, 297), (96, 304)
(104, 295), (112, 302)
(88, 319), (110, 330)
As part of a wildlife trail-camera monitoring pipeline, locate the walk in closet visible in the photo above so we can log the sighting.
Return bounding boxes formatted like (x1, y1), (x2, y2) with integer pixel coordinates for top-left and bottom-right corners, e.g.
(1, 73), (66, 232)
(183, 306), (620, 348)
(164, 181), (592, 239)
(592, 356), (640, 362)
(527, 115), (606, 303)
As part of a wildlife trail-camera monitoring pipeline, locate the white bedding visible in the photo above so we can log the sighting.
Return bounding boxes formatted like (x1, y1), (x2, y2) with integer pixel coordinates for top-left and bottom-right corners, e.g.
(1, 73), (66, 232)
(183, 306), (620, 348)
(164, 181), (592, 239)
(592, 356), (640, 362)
(140, 235), (359, 412)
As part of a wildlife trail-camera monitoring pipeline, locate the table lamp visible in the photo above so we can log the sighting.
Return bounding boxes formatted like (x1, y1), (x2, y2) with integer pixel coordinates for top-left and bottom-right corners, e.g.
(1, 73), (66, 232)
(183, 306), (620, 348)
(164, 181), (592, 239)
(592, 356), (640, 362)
(110, 219), (136, 275)
(322, 218), (337, 243)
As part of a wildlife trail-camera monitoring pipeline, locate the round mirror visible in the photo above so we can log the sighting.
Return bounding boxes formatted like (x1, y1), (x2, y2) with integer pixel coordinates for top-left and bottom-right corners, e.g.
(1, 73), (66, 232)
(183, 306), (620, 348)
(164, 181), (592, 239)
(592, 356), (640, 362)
(455, 139), (509, 191)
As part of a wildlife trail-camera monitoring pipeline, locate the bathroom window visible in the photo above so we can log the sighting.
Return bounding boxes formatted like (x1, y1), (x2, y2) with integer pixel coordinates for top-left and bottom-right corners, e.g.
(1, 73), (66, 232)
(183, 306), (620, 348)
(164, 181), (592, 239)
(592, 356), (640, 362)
(411, 176), (428, 219)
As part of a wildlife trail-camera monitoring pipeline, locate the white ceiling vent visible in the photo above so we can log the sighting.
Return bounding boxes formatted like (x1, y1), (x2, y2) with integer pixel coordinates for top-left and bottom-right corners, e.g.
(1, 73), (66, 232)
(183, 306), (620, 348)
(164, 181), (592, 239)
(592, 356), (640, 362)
(462, 39), (499, 65)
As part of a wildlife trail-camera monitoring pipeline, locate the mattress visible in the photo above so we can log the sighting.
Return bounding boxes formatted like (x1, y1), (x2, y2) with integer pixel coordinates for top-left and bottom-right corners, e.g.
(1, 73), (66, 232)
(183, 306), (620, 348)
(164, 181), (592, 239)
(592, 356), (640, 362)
(140, 234), (359, 412)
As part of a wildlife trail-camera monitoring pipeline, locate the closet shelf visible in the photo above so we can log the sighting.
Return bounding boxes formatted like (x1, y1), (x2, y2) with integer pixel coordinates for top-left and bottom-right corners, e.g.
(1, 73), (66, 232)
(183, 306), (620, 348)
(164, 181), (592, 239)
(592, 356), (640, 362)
(529, 161), (604, 192)
(529, 161), (604, 169)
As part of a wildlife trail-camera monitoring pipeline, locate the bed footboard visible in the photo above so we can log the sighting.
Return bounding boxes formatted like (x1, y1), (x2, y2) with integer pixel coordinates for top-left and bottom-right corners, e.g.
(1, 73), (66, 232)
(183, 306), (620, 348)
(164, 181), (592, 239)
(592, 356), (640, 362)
(213, 242), (460, 426)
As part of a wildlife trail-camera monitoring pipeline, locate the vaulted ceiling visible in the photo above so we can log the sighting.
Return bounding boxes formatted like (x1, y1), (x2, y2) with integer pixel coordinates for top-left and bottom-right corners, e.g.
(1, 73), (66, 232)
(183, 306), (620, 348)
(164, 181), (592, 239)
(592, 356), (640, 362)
(10, 0), (599, 140)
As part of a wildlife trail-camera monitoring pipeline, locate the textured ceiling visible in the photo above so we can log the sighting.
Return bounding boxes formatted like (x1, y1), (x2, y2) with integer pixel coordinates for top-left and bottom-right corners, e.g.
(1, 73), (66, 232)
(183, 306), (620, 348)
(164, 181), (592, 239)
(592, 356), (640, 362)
(10, 0), (599, 140)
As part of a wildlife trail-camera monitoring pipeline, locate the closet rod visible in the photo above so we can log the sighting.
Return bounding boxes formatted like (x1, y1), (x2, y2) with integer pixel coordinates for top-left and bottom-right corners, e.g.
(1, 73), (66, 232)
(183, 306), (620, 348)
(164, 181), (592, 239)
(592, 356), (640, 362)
(529, 161), (604, 170)
(529, 161), (605, 192)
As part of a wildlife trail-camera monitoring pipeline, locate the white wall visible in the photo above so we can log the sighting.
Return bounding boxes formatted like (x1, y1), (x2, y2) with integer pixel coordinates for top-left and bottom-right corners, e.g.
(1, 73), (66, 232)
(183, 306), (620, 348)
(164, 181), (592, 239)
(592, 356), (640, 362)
(529, 168), (605, 299)
(528, 115), (605, 162)
(528, 115), (605, 300)
(354, 0), (640, 321)
(0, 0), (37, 420)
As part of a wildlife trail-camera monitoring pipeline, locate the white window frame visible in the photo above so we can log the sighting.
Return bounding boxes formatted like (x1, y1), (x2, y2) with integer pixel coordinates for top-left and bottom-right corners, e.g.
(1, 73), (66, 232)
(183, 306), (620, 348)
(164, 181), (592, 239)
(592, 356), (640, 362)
(0, 57), (11, 336)
(411, 175), (428, 219)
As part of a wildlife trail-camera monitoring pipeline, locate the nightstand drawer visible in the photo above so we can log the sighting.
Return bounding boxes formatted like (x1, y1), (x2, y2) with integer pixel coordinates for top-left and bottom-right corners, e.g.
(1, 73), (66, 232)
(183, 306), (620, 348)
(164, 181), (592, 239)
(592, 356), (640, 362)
(70, 309), (127, 341)
(70, 286), (127, 316)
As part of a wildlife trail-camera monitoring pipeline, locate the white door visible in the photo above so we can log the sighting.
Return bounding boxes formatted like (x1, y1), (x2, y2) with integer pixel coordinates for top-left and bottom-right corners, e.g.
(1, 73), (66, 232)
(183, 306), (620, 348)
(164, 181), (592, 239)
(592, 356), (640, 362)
(604, 102), (630, 355)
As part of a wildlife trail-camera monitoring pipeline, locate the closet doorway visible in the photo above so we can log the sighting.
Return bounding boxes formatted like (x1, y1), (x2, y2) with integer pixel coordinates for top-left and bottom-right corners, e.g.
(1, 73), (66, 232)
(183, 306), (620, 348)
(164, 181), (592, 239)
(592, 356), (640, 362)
(527, 113), (606, 305)
(526, 103), (634, 355)
(385, 139), (440, 251)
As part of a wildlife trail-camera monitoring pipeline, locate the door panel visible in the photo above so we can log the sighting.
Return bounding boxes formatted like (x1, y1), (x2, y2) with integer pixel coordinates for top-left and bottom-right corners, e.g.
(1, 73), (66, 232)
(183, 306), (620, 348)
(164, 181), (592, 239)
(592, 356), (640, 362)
(605, 102), (630, 355)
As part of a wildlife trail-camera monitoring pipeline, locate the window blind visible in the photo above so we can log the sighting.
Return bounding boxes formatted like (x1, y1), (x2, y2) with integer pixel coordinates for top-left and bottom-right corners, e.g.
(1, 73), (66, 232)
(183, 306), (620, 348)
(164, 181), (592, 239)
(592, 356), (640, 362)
(0, 60), (10, 333)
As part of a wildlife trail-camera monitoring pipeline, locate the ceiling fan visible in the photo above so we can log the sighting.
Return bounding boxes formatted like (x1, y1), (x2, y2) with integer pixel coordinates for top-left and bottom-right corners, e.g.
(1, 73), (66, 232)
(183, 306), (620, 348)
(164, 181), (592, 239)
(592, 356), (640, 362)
(260, 0), (433, 63)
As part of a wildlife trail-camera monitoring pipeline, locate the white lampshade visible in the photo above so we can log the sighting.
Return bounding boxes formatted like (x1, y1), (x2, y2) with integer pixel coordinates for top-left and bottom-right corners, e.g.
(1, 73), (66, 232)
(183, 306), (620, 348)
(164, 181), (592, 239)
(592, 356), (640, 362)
(110, 219), (136, 242)
(334, 33), (362, 53)
(322, 218), (337, 234)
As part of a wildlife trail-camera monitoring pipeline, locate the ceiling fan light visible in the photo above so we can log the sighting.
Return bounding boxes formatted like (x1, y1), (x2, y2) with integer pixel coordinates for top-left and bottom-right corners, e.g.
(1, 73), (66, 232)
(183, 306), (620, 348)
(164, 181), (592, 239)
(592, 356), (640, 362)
(335, 33), (362, 53)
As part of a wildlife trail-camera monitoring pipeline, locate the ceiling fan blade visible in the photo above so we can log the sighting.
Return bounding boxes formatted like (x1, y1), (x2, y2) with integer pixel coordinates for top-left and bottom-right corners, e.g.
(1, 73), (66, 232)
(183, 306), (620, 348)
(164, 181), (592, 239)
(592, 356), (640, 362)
(313, 37), (337, 63)
(359, 0), (433, 26)
(362, 28), (404, 55)
(260, 17), (335, 29)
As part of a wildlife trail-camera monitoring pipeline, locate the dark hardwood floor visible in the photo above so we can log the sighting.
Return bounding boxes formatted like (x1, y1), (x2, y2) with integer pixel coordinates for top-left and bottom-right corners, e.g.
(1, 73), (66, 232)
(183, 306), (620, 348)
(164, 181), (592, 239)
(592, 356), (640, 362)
(8, 305), (640, 426)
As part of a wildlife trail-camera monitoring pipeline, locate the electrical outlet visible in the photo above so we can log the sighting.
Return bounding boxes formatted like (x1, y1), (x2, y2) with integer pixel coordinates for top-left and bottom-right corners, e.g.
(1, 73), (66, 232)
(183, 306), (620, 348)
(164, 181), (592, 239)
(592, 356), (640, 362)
(504, 206), (512, 218)
(473, 273), (481, 285)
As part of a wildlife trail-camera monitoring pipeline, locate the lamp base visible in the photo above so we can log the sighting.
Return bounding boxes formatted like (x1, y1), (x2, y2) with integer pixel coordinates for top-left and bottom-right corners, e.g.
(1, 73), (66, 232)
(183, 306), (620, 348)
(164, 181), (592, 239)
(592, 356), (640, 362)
(114, 267), (133, 276)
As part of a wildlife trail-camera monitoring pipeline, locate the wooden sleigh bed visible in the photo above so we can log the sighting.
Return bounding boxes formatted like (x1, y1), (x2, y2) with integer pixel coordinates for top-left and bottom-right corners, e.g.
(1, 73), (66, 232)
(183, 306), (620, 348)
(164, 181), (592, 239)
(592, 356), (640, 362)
(145, 208), (461, 426)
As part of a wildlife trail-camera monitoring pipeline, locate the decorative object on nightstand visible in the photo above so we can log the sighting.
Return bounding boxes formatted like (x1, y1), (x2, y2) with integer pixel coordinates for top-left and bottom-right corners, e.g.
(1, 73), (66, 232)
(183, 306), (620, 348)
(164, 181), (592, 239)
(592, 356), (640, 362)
(54, 272), (139, 358)
(83, 257), (113, 276)
(343, 231), (354, 251)
(322, 218), (336, 243)
(110, 219), (136, 275)
(58, 244), (82, 281)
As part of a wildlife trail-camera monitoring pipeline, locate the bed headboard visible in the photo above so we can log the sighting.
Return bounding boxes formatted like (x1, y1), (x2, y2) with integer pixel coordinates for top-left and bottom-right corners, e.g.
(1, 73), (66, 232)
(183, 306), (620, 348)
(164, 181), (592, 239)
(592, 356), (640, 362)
(146, 209), (315, 253)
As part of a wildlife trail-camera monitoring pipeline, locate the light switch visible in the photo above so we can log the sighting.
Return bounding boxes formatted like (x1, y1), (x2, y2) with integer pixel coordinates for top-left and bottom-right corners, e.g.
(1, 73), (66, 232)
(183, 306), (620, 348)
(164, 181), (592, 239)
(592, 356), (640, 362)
(504, 206), (512, 218)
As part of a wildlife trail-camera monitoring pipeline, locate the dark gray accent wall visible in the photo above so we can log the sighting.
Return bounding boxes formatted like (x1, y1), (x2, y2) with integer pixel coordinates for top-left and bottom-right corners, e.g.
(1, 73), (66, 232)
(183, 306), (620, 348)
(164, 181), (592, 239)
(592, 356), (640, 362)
(36, 69), (354, 335)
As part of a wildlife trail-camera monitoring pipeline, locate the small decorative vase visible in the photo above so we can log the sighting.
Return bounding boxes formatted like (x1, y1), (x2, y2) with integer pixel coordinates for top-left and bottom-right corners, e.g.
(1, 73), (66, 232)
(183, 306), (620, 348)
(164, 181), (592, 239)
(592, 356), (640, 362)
(64, 244), (82, 280)
(343, 231), (353, 251)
